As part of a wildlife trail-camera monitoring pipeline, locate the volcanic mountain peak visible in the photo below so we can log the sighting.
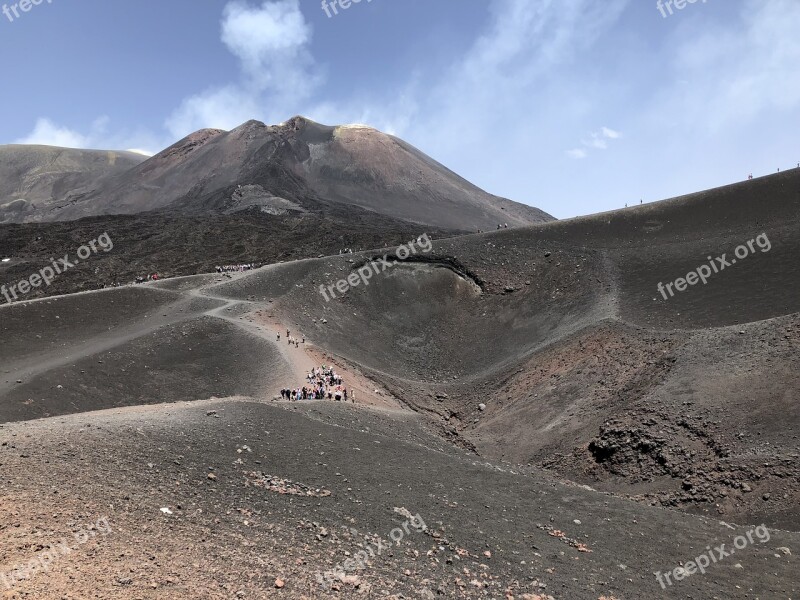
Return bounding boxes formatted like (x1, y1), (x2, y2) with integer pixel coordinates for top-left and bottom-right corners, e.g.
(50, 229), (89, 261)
(148, 128), (226, 163)
(0, 117), (553, 229)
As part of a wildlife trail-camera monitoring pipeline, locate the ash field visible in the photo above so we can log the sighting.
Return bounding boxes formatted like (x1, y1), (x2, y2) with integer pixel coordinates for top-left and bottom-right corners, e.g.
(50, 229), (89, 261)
(0, 126), (798, 599)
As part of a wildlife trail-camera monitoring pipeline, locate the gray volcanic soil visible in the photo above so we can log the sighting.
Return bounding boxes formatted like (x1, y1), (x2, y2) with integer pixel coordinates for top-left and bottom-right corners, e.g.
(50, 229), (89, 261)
(0, 210), (461, 301)
(0, 170), (798, 598)
(210, 169), (800, 531)
(1, 400), (797, 599)
(0, 145), (145, 222)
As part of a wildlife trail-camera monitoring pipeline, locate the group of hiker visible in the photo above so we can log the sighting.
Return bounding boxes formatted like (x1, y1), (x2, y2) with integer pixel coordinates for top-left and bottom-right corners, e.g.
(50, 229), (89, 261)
(216, 264), (257, 273)
(135, 273), (160, 284)
(280, 365), (352, 403)
(277, 329), (304, 347)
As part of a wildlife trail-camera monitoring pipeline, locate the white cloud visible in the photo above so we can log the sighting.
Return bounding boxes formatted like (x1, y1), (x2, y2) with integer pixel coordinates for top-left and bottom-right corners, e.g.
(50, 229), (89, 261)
(366, 0), (630, 195)
(13, 116), (162, 155)
(222, 0), (311, 74)
(167, 85), (263, 136)
(585, 126), (621, 148)
(567, 148), (588, 159)
(166, 0), (318, 139)
(583, 134), (608, 150)
(569, 126), (622, 156)
(126, 148), (154, 157)
(14, 118), (91, 148)
(654, 0), (800, 130)
(601, 127), (621, 139)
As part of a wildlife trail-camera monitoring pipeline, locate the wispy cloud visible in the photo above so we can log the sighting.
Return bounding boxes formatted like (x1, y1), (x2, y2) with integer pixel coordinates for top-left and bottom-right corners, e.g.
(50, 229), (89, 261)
(650, 0), (800, 131)
(13, 116), (160, 155)
(566, 126), (622, 159)
(601, 126), (621, 139)
(165, 0), (318, 138)
(13, 118), (92, 148)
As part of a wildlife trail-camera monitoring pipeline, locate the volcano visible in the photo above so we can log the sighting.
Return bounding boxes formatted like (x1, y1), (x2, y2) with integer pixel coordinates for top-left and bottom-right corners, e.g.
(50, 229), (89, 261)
(0, 117), (553, 231)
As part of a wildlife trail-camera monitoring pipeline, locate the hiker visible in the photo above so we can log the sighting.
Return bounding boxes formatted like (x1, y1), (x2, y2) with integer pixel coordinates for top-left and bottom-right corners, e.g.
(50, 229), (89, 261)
(277, 333), (280, 341)
(344, 389), (348, 403)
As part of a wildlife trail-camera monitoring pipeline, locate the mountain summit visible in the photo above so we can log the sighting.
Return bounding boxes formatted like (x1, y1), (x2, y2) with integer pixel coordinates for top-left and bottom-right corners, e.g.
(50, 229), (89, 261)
(0, 116), (553, 230)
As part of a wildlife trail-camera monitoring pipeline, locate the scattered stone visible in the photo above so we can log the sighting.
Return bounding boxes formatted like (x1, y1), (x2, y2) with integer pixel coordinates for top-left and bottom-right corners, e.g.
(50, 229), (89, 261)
(245, 472), (331, 497)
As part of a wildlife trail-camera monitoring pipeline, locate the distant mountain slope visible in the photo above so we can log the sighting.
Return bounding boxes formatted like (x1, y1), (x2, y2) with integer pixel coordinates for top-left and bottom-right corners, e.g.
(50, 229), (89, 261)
(0, 117), (554, 230)
(0, 145), (146, 223)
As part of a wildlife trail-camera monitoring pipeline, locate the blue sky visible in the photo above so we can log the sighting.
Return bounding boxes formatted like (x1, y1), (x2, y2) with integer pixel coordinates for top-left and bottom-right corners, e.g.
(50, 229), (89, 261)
(0, 0), (797, 219)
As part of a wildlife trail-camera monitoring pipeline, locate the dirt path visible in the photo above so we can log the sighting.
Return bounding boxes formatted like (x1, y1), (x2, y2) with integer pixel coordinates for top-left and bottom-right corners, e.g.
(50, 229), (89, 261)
(248, 309), (406, 411)
(186, 275), (407, 411)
